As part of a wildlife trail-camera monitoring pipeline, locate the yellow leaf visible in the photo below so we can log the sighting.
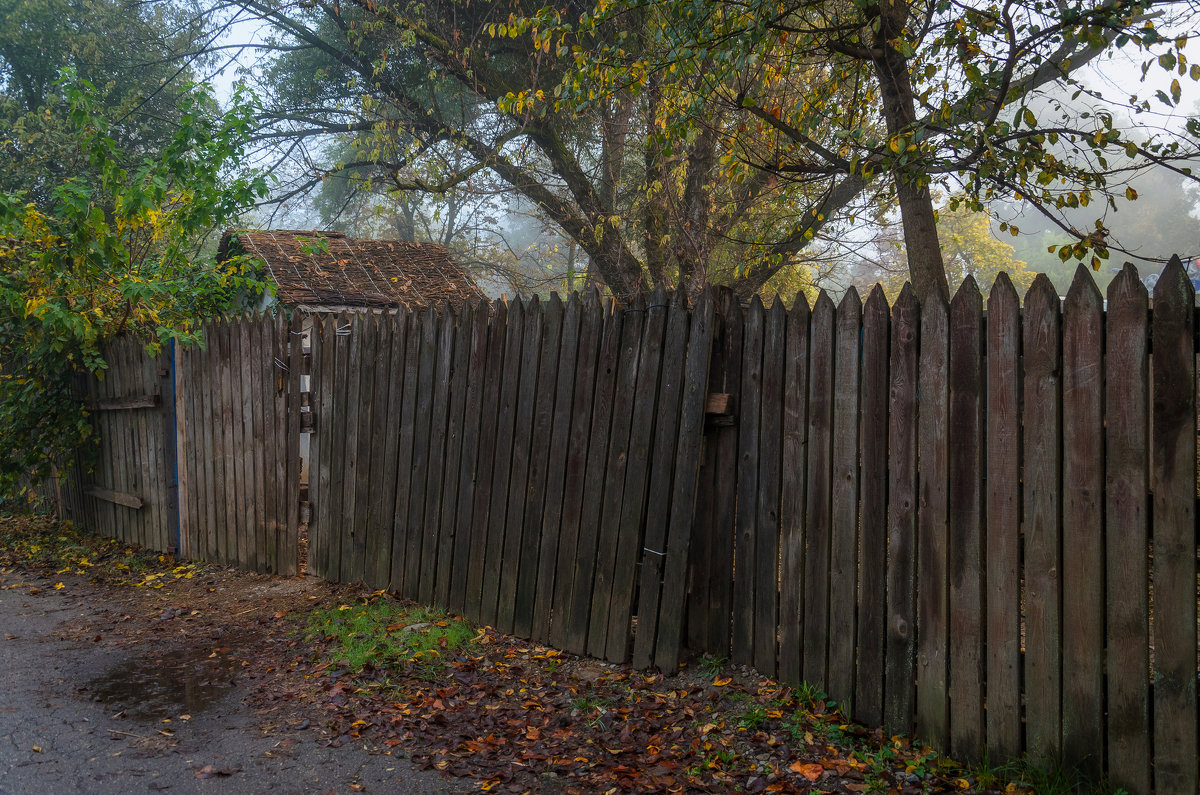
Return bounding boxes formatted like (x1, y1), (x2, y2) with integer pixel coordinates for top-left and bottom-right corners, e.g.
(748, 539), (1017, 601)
(54, 582), (64, 590)
(712, 675), (732, 686)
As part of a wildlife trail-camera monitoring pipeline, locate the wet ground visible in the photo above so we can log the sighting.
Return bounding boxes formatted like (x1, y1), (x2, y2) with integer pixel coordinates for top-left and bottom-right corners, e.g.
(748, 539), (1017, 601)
(0, 577), (469, 795)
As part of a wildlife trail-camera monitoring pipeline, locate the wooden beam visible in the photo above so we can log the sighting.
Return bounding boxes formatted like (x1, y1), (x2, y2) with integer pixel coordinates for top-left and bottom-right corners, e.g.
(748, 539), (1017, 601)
(89, 394), (160, 411)
(84, 486), (144, 509)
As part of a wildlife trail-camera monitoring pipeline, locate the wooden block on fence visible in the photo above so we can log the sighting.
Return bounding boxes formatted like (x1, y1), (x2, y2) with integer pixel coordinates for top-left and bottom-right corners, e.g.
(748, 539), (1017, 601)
(84, 486), (143, 509)
(916, 293), (949, 750)
(884, 285), (918, 738)
(1150, 257), (1197, 794)
(89, 394), (160, 411)
(828, 288), (862, 710)
(778, 292), (808, 686)
(803, 292), (835, 691)
(855, 285), (889, 727)
(947, 277), (984, 761)
(1022, 275), (1062, 761)
(1060, 266), (1104, 779)
(984, 274), (1021, 763)
(1103, 265), (1151, 795)
(733, 297), (764, 668)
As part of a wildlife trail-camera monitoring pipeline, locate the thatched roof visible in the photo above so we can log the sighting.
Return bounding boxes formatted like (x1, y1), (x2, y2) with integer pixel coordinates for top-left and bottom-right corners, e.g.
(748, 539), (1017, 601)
(219, 230), (486, 310)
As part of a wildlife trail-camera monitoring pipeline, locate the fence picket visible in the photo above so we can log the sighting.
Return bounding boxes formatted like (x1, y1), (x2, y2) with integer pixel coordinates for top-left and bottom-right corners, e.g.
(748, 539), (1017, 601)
(420, 307), (457, 604)
(779, 293), (809, 685)
(856, 285), (889, 726)
(1150, 257), (1198, 794)
(985, 274), (1021, 762)
(755, 298), (786, 677)
(435, 306), (472, 607)
(391, 311), (422, 593)
(1061, 266), (1105, 778)
(948, 277), (984, 760)
(449, 305), (489, 615)
(1104, 264), (1150, 794)
(733, 297), (765, 668)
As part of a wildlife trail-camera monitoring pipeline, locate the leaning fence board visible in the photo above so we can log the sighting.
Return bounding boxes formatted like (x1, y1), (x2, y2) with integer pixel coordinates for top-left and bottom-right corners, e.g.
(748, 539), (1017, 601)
(754, 298), (785, 677)
(1150, 257), (1198, 794)
(497, 300), (542, 634)
(435, 306), (470, 607)
(779, 293), (809, 685)
(589, 296), (643, 659)
(449, 305), (489, 615)
(947, 278), (983, 761)
(916, 294), (949, 749)
(607, 290), (667, 662)
(855, 285), (889, 727)
(84, 486), (143, 509)
(482, 300), (525, 626)
(1061, 266), (1105, 778)
(533, 294), (582, 643)
(828, 289), (861, 709)
(1104, 265), (1151, 795)
(733, 297), (764, 668)
(514, 296), (563, 638)
(632, 291), (689, 670)
(549, 294), (603, 650)
(884, 286), (919, 737)
(565, 302), (622, 654)
(652, 291), (713, 672)
(803, 292), (835, 690)
(465, 302), (507, 621)
(1023, 275), (1063, 761)
(984, 274), (1021, 763)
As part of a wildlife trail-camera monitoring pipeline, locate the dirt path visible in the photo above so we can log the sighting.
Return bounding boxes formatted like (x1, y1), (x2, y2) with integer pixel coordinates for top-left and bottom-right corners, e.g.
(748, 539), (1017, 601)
(0, 572), (468, 795)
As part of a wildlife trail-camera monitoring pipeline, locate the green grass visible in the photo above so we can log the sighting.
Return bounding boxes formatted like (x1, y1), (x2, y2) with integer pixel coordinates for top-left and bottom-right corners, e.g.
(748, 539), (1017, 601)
(303, 598), (477, 673)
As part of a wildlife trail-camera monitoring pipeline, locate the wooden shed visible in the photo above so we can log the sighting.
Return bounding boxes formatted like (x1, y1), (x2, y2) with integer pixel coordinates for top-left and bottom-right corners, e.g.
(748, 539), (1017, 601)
(218, 229), (487, 311)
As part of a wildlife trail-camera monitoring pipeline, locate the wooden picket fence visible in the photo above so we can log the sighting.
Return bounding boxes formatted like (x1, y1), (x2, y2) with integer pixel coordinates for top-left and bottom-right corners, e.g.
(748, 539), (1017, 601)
(58, 258), (1199, 790)
(306, 289), (715, 671)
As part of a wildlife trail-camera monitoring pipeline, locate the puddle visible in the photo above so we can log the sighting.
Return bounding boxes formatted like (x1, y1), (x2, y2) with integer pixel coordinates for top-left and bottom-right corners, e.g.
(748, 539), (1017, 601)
(83, 646), (240, 721)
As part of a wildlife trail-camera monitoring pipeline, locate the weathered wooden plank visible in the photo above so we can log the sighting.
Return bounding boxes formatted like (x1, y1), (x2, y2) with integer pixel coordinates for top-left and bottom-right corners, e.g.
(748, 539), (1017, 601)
(803, 292), (835, 690)
(403, 308), (438, 598)
(884, 285), (919, 738)
(549, 294), (603, 650)
(984, 273), (1021, 762)
(449, 304), (489, 615)
(533, 294), (582, 643)
(496, 299), (542, 634)
(175, 335), (194, 558)
(564, 301), (622, 654)
(283, 313), (303, 576)
(390, 312), (421, 593)
(201, 323), (220, 563)
(631, 290), (690, 670)
(90, 394), (160, 411)
(753, 298), (785, 677)
(1022, 274), (1061, 761)
(238, 316), (258, 570)
(325, 314), (353, 580)
(84, 485), (143, 509)
(947, 277), (984, 761)
(481, 300), (525, 625)
(336, 314), (365, 582)
(588, 296), (643, 659)
(228, 318), (249, 567)
(1150, 256), (1197, 793)
(219, 320), (239, 563)
(421, 306), (457, 604)
(829, 288), (861, 708)
(256, 315), (276, 574)
(110, 341), (132, 543)
(436, 305), (471, 608)
(855, 285), (889, 727)
(917, 293), (949, 749)
(514, 296), (562, 637)
(653, 291), (714, 672)
(779, 292), (809, 685)
(311, 315), (334, 578)
(1060, 265), (1105, 777)
(606, 290), (666, 662)
(370, 312), (404, 586)
(362, 314), (393, 587)
(464, 302), (507, 621)
(245, 316), (265, 571)
(348, 313), (379, 583)
(733, 297), (765, 668)
(1103, 264), (1150, 794)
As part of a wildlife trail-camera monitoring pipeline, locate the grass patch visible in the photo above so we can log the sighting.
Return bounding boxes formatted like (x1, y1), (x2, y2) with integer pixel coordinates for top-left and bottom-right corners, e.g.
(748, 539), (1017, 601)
(303, 597), (477, 674)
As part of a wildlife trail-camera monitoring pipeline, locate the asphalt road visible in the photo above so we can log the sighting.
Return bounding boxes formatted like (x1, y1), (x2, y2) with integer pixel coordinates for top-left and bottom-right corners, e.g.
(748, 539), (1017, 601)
(0, 583), (468, 795)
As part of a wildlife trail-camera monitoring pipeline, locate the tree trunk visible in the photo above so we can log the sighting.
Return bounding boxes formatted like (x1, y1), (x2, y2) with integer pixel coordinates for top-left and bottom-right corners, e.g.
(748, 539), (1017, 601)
(870, 9), (951, 304)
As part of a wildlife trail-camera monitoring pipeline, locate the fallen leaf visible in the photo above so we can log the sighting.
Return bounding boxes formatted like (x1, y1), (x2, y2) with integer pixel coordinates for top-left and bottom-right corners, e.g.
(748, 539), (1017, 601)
(712, 676), (732, 686)
(31, 746), (41, 753)
(789, 762), (824, 781)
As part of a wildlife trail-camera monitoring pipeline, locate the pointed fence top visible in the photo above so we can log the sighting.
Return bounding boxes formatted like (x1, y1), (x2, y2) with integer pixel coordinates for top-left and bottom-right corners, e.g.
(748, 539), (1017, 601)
(1025, 272), (1060, 312)
(1064, 263), (1102, 310)
(951, 274), (982, 309)
(790, 290), (811, 317)
(1153, 254), (1194, 304)
(864, 283), (888, 314)
(838, 285), (862, 312)
(1106, 262), (1146, 304)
